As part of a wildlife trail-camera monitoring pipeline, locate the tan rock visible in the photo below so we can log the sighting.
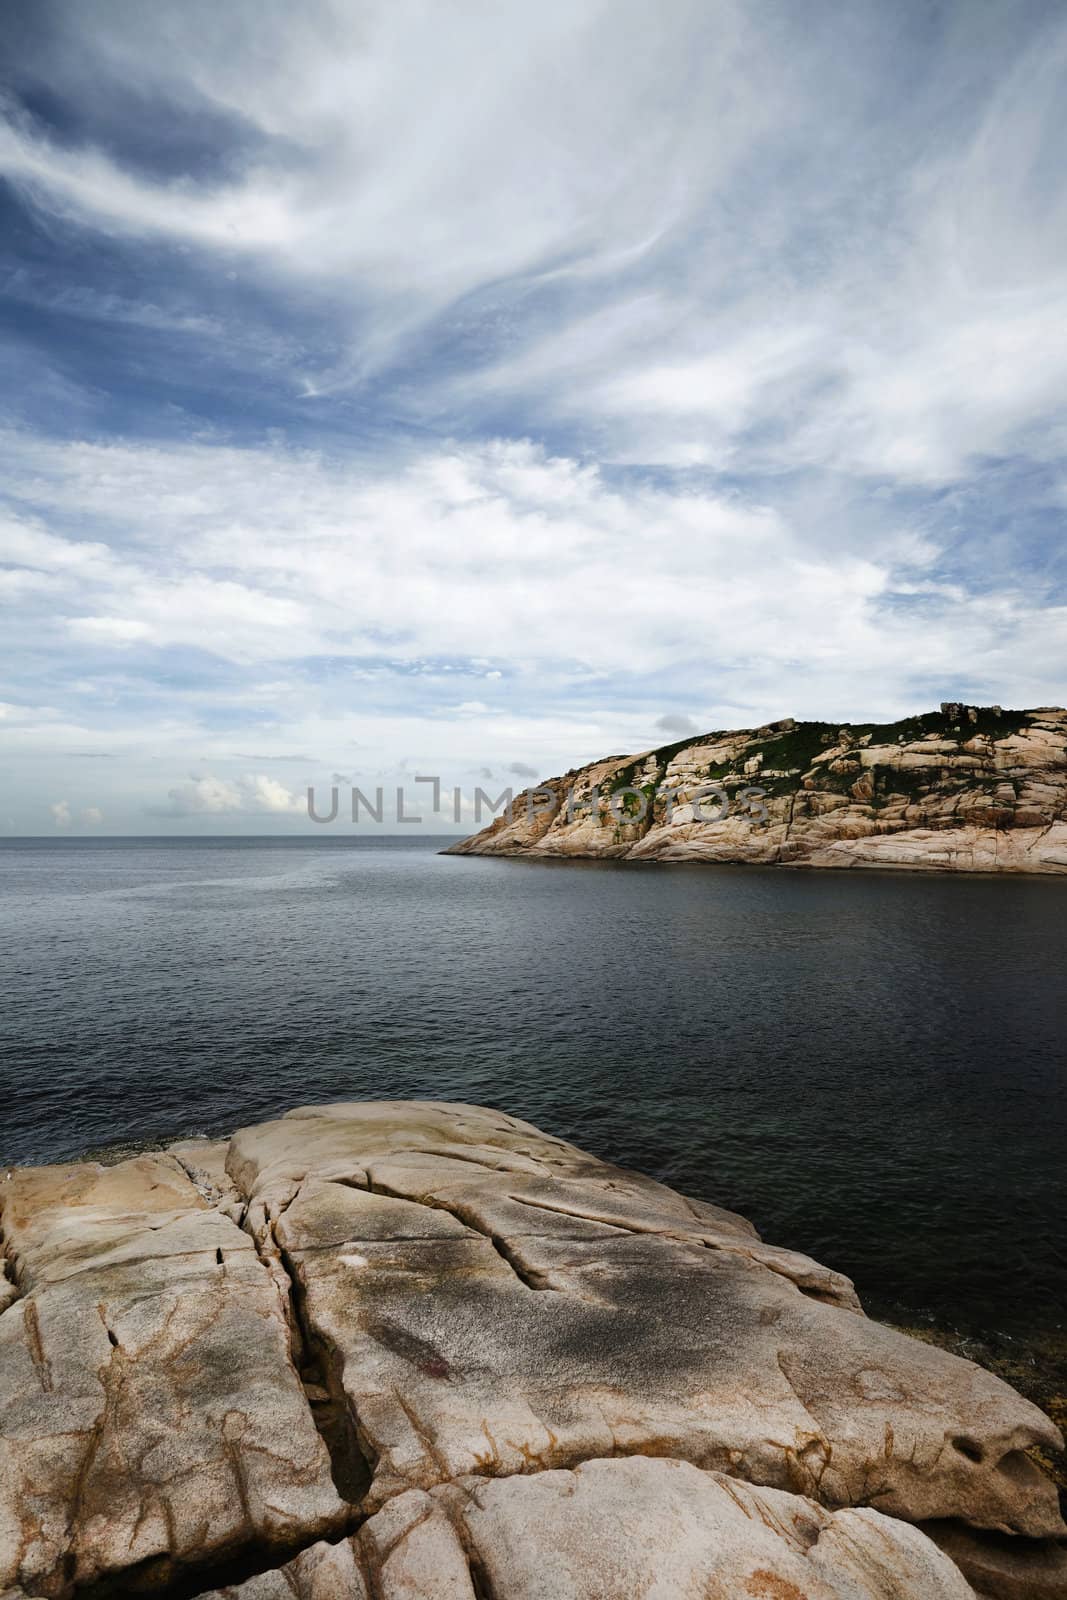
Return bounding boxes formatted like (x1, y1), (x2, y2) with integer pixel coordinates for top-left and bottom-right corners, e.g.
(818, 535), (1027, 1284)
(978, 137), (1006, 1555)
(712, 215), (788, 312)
(0, 1154), (346, 1597)
(229, 1103), (1062, 1540)
(807, 823), (1067, 872)
(922, 1521), (1067, 1599)
(444, 777), (566, 856)
(214, 1460), (979, 1598)
(199, 1538), (369, 1600)
(3, 1101), (1062, 1598)
(168, 1136), (246, 1219)
(430, 1457), (980, 1599)
(446, 706), (1067, 874)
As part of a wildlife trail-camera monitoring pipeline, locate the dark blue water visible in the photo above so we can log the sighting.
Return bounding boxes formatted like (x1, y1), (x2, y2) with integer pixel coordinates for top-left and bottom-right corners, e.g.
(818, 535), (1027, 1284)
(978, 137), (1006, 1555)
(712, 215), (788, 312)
(1, 837), (1064, 1365)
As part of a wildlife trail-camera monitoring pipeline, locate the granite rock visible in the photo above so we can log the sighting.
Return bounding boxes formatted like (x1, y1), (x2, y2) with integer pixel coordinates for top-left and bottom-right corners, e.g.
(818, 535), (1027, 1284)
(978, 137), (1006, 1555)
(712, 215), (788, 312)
(204, 1459), (980, 1599)
(0, 1154), (346, 1597)
(2, 1101), (1063, 1599)
(444, 706), (1067, 873)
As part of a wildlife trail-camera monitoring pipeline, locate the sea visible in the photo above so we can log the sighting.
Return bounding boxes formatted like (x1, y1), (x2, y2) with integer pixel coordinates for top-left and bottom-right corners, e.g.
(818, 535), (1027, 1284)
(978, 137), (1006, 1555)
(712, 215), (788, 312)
(2, 835), (1064, 1397)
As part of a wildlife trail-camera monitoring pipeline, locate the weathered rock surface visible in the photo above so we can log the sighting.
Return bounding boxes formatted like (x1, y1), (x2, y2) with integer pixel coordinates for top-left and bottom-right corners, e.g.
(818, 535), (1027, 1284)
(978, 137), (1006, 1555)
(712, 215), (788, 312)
(2, 1101), (1064, 1599)
(204, 1460), (978, 1598)
(444, 705), (1067, 873)
(0, 1154), (346, 1597)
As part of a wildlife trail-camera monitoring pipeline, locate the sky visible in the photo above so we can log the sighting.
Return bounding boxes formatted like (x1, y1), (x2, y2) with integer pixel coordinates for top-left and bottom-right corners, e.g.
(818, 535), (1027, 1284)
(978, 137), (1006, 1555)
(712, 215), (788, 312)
(1, 0), (1065, 834)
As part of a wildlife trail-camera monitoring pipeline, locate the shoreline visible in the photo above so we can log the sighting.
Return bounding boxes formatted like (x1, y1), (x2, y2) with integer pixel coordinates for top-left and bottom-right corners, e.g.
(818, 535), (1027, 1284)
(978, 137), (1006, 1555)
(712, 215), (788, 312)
(442, 841), (1067, 877)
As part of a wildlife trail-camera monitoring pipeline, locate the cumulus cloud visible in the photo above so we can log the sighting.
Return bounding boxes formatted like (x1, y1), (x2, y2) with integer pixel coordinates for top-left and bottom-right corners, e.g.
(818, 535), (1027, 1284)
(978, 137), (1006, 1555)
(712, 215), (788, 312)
(50, 800), (71, 827)
(4, 427), (1063, 705)
(2, 427), (1066, 782)
(163, 773), (304, 816)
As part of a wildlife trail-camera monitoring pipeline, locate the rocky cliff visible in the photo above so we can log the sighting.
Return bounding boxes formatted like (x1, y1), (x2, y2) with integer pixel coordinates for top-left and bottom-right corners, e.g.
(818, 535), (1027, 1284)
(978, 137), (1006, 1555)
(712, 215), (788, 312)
(445, 704), (1067, 872)
(1, 1101), (1064, 1599)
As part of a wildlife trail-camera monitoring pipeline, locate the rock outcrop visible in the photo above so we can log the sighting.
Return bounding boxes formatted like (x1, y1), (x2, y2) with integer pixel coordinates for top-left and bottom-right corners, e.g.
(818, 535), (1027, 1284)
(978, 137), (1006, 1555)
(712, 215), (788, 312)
(444, 705), (1067, 872)
(1, 1101), (1064, 1598)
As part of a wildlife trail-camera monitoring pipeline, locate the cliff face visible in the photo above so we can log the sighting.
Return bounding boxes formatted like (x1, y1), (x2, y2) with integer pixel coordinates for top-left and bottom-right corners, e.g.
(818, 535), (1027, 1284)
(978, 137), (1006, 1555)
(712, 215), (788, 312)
(446, 704), (1067, 873)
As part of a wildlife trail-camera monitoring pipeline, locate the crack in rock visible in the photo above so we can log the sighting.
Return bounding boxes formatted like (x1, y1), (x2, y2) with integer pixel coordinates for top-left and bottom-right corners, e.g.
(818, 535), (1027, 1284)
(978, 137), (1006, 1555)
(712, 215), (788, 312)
(234, 1186), (374, 1513)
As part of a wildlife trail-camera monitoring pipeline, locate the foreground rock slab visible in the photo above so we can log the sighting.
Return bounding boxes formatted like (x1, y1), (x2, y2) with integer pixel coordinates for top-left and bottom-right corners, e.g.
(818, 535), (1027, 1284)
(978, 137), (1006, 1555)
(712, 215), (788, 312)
(2, 1100), (1064, 1599)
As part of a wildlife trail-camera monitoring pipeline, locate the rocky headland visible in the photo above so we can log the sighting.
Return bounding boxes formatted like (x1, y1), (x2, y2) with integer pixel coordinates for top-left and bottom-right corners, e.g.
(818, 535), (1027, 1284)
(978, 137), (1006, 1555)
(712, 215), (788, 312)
(444, 704), (1067, 872)
(1, 1100), (1064, 1598)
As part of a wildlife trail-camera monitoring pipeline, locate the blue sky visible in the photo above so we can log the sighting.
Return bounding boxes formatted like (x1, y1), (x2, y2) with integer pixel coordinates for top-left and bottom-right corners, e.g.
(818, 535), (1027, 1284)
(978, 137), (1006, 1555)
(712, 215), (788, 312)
(1, 0), (1065, 833)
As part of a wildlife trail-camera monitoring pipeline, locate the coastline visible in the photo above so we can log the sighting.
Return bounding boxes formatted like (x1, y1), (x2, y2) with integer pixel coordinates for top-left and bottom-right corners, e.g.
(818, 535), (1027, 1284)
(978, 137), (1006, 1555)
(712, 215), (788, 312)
(442, 841), (1067, 876)
(444, 705), (1067, 875)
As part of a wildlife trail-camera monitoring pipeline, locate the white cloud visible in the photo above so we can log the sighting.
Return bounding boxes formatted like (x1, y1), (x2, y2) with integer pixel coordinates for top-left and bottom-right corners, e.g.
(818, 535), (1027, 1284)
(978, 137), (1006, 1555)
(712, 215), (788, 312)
(0, 116), (299, 252)
(50, 800), (71, 827)
(3, 428), (1066, 725)
(163, 773), (304, 816)
(1, 2), (1064, 478)
(82, 807), (104, 825)
(0, 517), (115, 575)
(165, 776), (243, 815)
(1, 4), (1065, 831)
(0, 430), (884, 677)
(66, 617), (154, 645)
(245, 775), (304, 813)
(0, 701), (61, 723)
(0, 0), (760, 376)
